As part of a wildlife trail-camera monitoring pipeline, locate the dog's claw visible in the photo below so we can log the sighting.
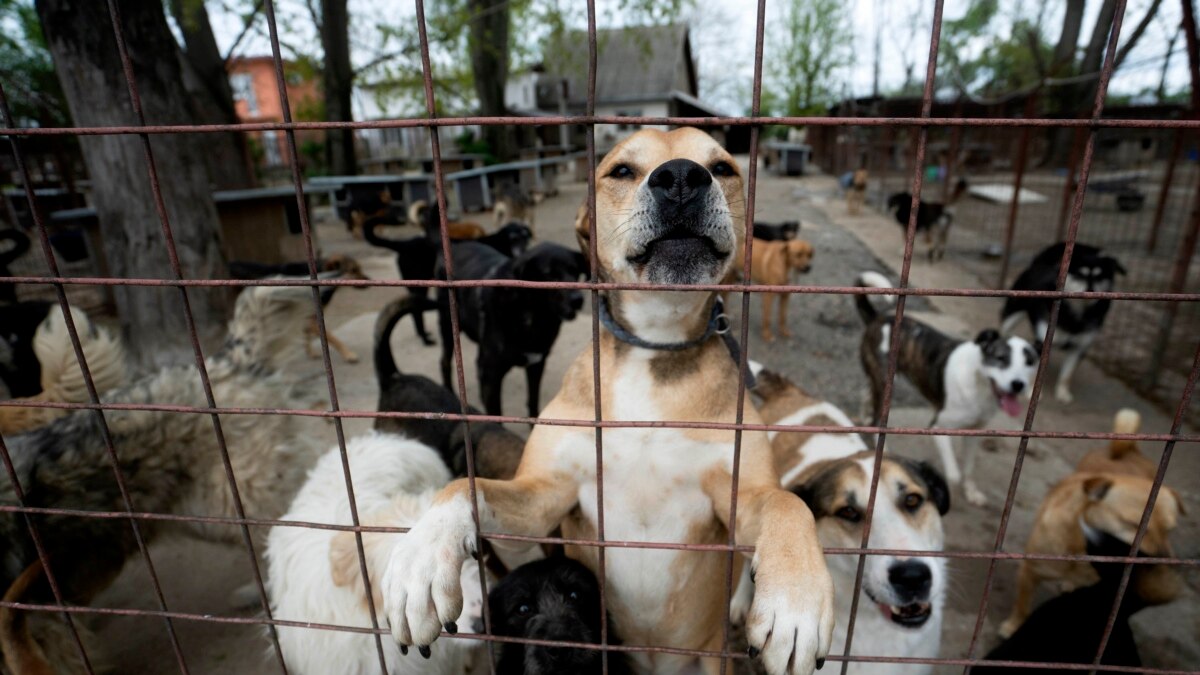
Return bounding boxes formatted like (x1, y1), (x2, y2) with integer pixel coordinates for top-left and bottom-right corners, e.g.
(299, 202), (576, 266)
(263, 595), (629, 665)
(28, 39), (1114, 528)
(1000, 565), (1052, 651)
(444, 621), (458, 635)
(400, 645), (408, 656)
(418, 646), (431, 659)
(817, 657), (825, 670)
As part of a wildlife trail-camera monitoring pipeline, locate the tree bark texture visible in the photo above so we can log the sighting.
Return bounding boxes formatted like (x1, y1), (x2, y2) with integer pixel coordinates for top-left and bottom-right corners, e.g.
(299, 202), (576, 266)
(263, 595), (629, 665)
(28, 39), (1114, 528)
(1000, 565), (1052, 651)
(321, 0), (356, 175)
(468, 0), (517, 162)
(36, 0), (230, 367)
(168, 0), (255, 189)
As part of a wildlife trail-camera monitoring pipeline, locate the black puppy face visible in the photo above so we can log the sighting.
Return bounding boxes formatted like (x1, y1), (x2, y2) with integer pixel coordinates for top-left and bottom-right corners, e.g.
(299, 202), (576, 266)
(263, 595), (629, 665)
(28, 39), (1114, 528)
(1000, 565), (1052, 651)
(1068, 250), (1125, 293)
(489, 557), (605, 675)
(513, 243), (587, 321)
(497, 222), (534, 258)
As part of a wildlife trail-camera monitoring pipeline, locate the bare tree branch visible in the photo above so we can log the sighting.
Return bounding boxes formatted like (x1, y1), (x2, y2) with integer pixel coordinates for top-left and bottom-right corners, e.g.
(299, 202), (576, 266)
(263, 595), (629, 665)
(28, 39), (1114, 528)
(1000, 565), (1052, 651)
(222, 0), (265, 63)
(1114, 0), (1165, 69)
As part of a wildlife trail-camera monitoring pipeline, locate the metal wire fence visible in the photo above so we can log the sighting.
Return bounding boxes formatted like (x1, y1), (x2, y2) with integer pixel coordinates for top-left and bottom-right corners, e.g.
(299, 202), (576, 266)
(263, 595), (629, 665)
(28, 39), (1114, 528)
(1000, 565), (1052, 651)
(0, 0), (1197, 674)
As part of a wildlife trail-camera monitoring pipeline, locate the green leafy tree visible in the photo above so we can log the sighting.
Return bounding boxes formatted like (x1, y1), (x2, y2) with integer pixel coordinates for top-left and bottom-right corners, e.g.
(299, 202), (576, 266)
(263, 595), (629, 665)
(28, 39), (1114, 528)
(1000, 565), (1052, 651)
(763, 0), (852, 117)
(0, 0), (69, 126)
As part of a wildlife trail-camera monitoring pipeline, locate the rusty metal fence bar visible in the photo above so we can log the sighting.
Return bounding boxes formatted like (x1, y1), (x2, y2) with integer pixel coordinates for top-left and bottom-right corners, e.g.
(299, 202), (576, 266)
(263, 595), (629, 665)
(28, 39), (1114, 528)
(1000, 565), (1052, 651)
(0, 0), (1197, 673)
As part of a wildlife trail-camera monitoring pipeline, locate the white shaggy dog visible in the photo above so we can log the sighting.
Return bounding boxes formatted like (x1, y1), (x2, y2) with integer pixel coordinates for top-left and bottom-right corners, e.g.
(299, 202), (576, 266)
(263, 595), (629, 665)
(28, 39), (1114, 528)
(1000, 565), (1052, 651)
(267, 432), (489, 675)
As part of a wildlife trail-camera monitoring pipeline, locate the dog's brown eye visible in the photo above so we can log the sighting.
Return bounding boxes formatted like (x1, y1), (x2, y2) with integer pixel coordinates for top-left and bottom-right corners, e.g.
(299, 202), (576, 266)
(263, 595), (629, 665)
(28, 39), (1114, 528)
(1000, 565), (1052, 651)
(904, 493), (924, 511)
(836, 506), (862, 523)
(711, 161), (734, 177)
(608, 164), (635, 180)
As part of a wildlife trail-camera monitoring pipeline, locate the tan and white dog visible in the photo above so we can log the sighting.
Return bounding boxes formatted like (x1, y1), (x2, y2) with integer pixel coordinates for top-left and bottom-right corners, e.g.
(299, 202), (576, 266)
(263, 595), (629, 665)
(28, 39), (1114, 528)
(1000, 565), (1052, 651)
(379, 128), (834, 675)
(733, 363), (950, 675)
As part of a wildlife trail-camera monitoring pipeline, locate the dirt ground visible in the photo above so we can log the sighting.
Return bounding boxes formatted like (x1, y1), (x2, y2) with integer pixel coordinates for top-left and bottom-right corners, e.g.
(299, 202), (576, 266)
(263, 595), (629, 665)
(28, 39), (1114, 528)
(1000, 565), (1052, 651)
(91, 162), (1198, 673)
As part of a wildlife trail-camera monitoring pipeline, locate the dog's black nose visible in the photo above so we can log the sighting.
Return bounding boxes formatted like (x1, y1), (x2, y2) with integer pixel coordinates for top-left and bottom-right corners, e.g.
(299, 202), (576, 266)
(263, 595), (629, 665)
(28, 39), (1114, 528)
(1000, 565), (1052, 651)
(1010, 381), (1025, 394)
(888, 561), (932, 597)
(648, 159), (712, 207)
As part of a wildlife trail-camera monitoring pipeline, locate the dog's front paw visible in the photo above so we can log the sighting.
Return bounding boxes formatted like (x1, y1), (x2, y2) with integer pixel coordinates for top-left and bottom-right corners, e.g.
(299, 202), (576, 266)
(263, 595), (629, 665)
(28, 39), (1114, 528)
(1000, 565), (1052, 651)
(746, 558), (834, 674)
(1054, 385), (1074, 404)
(382, 499), (476, 651)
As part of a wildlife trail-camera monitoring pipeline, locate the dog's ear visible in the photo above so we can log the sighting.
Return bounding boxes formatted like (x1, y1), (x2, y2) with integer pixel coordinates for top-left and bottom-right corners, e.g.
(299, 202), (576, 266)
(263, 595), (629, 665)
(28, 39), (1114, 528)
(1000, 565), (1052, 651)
(1083, 476), (1114, 502)
(974, 329), (1001, 346)
(573, 201), (592, 260)
(903, 460), (951, 515)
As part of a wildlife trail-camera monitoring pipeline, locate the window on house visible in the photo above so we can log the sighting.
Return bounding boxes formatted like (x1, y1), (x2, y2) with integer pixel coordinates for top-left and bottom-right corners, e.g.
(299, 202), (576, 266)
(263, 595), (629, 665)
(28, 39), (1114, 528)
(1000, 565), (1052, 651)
(261, 130), (282, 167)
(230, 73), (259, 116)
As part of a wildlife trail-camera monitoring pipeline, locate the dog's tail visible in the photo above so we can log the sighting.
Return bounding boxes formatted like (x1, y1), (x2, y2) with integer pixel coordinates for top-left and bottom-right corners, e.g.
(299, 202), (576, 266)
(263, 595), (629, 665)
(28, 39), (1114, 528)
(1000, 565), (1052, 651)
(0, 561), (90, 675)
(373, 295), (426, 384)
(33, 304), (127, 406)
(1109, 408), (1142, 459)
(747, 359), (794, 402)
(855, 271), (894, 324)
(408, 199), (429, 228)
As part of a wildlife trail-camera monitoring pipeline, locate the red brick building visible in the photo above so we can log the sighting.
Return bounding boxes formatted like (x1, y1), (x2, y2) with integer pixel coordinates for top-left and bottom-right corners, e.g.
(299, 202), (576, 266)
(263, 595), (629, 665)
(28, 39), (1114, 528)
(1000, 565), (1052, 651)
(227, 56), (320, 170)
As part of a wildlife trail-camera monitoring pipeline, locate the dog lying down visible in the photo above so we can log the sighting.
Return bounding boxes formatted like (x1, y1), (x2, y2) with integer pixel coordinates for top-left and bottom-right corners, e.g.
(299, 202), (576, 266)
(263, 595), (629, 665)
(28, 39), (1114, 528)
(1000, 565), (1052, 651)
(488, 556), (629, 675)
(734, 362), (950, 675)
(0, 283), (332, 675)
(267, 432), (489, 675)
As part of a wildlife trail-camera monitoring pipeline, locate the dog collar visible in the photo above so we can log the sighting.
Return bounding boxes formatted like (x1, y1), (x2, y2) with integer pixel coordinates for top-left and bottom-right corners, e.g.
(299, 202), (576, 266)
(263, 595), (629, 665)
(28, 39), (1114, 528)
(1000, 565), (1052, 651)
(597, 296), (756, 387)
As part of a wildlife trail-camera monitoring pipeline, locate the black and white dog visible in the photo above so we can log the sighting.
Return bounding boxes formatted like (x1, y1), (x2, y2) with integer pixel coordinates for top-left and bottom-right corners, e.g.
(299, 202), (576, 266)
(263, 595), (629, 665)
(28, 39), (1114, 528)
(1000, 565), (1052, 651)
(1000, 242), (1125, 404)
(752, 220), (800, 241)
(857, 272), (1038, 506)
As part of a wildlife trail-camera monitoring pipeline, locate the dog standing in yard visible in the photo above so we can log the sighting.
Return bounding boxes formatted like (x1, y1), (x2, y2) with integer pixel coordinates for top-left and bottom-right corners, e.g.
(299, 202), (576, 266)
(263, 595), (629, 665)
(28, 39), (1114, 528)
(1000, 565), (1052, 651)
(434, 240), (587, 418)
(998, 408), (1183, 639)
(749, 237), (814, 342)
(886, 179), (966, 262)
(380, 128), (834, 675)
(856, 271), (1038, 506)
(1000, 241), (1125, 404)
(846, 169), (868, 216)
(732, 363), (950, 675)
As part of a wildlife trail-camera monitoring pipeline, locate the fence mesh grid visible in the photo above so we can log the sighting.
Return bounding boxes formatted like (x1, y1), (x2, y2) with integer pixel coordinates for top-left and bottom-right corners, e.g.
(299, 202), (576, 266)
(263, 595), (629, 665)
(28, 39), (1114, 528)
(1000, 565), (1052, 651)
(1, 0), (1198, 673)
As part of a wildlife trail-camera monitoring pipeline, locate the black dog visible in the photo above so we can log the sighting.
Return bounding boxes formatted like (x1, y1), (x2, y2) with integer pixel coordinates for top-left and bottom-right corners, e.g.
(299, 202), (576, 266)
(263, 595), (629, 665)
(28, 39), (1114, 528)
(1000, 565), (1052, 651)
(486, 556), (627, 675)
(976, 527), (1148, 673)
(752, 220), (800, 241)
(1, 228), (32, 305)
(364, 203), (534, 346)
(372, 296), (524, 480)
(887, 178), (967, 262)
(1000, 241), (1125, 404)
(0, 301), (53, 398)
(436, 241), (586, 417)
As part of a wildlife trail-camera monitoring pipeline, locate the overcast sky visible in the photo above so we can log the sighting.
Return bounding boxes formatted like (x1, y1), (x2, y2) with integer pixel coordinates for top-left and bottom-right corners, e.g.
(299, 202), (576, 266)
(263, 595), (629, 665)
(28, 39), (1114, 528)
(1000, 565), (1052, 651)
(205, 0), (1190, 117)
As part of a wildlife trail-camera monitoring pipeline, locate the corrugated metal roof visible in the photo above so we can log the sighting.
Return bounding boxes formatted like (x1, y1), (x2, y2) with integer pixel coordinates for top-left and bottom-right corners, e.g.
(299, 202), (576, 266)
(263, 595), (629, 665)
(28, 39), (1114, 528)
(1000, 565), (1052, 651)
(545, 24), (695, 106)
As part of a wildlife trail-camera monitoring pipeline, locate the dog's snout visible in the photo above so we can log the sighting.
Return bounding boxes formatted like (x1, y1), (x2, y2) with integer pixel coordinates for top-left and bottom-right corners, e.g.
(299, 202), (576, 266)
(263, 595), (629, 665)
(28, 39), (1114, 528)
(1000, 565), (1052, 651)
(648, 159), (712, 206)
(888, 561), (932, 597)
(1010, 380), (1025, 394)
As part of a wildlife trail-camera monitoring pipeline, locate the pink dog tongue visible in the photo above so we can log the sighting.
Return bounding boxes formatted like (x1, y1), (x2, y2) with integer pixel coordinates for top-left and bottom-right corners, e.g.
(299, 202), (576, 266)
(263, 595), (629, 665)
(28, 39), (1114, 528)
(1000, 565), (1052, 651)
(999, 393), (1022, 417)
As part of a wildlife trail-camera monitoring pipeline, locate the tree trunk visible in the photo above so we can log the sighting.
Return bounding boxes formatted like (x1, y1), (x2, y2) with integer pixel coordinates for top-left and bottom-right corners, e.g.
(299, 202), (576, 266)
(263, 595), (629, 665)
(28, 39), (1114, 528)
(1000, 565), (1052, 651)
(36, 0), (229, 367)
(1052, 0), (1087, 73)
(467, 0), (516, 162)
(168, 0), (255, 188)
(321, 0), (356, 175)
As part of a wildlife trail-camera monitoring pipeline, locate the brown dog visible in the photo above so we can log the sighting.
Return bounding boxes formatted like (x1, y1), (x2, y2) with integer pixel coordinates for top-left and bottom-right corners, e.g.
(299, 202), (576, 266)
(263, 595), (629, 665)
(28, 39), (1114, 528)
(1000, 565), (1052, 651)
(409, 200), (487, 240)
(750, 238), (814, 342)
(378, 128), (833, 675)
(999, 409), (1183, 638)
(846, 169), (868, 215)
(304, 254), (370, 363)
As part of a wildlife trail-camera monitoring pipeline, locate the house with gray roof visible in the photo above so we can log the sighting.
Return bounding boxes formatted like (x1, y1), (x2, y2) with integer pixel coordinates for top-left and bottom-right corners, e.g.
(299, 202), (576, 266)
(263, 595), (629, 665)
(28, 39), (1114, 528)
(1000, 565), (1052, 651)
(507, 25), (747, 152)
